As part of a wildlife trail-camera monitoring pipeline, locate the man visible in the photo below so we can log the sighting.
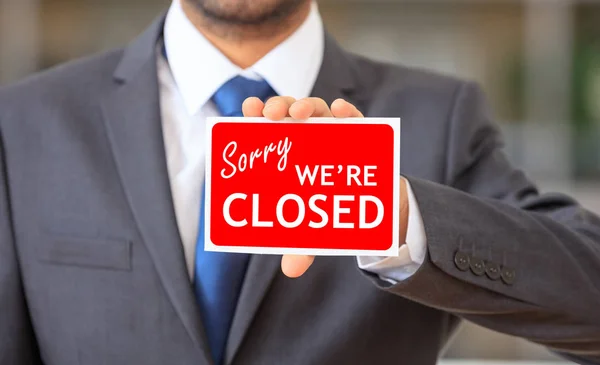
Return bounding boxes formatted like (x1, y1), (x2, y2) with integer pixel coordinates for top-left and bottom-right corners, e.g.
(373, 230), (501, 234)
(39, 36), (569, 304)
(0, 0), (599, 364)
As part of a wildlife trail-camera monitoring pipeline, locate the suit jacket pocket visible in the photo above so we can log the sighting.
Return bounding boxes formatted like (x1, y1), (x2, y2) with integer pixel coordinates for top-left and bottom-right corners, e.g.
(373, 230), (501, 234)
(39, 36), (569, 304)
(38, 235), (132, 271)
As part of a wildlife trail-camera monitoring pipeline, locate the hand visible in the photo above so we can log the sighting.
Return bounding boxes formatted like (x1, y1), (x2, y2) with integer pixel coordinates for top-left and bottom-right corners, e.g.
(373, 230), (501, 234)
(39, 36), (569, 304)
(242, 96), (409, 278)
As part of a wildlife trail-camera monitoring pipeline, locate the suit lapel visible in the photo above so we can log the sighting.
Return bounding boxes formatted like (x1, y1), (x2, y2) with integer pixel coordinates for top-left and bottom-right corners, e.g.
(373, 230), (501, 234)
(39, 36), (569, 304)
(223, 31), (363, 365)
(311, 33), (362, 108)
(224, 254), (281, 364)
(100, 16), (211, 364)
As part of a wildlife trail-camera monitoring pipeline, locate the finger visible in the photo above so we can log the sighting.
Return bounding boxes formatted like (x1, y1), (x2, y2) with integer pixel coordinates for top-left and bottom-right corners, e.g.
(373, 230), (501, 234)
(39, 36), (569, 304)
(289, 97), (333, 120)
(330, 98), (364, 118)
(399, 177), (409, 243)
(263, 96), (296, 121)
(242, 97), (265, 117)
(281, 255), (315, 278)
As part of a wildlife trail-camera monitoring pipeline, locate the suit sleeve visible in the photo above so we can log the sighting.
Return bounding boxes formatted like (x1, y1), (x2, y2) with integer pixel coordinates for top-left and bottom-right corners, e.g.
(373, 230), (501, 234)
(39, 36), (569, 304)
(365, 81), (600, 362)
(0, 128), (42, 364)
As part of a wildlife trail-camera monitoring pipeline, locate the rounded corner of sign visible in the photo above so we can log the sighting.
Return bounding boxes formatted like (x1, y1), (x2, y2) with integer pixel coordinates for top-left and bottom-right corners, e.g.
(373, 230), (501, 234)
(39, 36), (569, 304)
(379, 119), (400, 137)
(202, 227), (218, 250)
(379, 122), (393, 134)
(389, 118), (401, 132)
(207, 119), (222, 132)
(203, 238), (220, 252)
(384, 243), (400, 257)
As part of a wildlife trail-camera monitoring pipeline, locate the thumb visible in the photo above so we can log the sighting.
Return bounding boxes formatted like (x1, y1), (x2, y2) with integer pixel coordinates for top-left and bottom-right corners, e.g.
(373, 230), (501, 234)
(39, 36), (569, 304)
(281, 255), (315, 278)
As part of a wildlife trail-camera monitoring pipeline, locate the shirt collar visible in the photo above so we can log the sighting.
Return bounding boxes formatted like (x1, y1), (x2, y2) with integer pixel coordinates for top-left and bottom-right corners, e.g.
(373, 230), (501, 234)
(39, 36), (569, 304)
(163, 0), (324, 116)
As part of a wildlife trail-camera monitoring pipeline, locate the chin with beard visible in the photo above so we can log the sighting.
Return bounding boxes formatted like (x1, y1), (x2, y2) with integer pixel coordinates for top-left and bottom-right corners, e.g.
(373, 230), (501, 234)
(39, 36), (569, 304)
(186, 0), (308, 26)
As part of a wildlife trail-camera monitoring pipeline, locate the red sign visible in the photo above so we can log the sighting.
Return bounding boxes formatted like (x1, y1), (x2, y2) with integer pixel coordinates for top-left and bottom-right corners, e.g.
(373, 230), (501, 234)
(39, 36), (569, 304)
(205, 118), (400, 256)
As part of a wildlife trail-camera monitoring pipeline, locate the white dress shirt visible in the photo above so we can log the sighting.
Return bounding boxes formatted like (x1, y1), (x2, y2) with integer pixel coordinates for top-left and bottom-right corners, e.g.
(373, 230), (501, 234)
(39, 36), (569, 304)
(159, 0), (426, 281)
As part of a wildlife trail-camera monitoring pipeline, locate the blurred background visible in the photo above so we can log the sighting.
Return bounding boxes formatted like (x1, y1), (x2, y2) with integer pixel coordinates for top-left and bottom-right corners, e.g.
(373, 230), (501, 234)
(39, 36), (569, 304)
(1, 0), (598, 363)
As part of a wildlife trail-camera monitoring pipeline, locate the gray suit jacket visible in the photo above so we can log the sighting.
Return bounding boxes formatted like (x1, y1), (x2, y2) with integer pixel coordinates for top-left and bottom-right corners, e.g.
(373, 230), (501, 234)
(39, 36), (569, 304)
(1, 16), (599, 365)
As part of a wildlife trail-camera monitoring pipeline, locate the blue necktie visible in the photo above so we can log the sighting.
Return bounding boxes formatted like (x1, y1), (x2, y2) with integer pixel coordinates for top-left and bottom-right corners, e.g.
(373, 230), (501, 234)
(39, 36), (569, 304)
(195, 76), (276, 365)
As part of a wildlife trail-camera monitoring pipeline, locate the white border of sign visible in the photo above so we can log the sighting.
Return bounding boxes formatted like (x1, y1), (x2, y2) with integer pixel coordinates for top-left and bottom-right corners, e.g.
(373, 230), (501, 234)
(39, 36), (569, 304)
(204, 117), (401, 257)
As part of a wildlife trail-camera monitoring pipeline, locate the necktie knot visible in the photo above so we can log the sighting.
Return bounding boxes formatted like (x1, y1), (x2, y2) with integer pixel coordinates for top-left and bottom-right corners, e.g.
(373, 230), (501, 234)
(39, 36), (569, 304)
(212, 76), (276, 117)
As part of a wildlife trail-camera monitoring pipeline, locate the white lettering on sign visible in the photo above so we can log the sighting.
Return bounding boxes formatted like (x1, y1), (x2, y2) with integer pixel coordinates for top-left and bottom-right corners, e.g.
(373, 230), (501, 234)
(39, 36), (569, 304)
(347, 166), (361, 186)
(221, 137), (292, 179)
(222, 193), (384, 229)
(295, 165), (335, 186)
(276, 194), (306, 229)
(223, 193), (247, 227)
(346, 165), (378, 186)
(333, 195), (354, 229)
(308, 194), (328, 228)
(360, 196), (384, 228)
(364, 166), (377, 186)
(252, 194), (273, 227)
